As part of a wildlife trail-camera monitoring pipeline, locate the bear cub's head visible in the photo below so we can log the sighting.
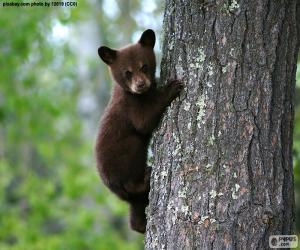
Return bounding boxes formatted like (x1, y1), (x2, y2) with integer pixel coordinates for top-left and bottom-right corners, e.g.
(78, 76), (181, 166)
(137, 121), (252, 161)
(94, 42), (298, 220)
(98, 29), (156, 95)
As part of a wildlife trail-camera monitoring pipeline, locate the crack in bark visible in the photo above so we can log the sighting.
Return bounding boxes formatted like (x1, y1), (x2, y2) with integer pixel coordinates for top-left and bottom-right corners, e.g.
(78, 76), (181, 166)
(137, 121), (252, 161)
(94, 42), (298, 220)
(247, 133), (254, 203)
(231, 62), (239, 113)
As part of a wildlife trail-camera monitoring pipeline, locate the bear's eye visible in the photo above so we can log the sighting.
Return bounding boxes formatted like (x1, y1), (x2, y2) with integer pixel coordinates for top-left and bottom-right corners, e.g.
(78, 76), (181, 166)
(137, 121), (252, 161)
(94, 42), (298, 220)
(141, 64), (148, 73)
(125, 70), (132, 79)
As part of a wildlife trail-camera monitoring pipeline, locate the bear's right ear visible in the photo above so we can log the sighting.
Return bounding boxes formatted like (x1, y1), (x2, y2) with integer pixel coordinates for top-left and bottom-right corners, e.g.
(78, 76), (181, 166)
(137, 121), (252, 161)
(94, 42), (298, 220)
(98, 46), (117, 65)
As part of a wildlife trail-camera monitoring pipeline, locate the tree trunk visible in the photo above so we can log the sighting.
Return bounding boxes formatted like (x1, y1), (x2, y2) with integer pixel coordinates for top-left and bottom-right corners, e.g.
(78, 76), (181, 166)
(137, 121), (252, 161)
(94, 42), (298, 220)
(146, 1), (299, 249)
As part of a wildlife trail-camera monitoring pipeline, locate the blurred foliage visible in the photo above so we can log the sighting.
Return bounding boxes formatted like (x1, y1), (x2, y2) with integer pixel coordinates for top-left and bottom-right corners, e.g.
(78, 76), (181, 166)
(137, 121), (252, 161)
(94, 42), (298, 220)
(294, 62), (300, 234)
(0, 0), (162, 249)
(0, 0), (299, 250)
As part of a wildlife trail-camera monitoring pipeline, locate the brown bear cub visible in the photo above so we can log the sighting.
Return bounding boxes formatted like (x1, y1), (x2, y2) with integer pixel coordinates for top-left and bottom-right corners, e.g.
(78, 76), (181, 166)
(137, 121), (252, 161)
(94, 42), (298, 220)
(95, 29), (183, 233)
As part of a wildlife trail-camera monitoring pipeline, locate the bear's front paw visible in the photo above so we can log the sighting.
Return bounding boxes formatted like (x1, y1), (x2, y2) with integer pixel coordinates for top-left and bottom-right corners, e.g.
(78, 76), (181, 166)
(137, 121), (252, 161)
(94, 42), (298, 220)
(167, 79), (184, 101)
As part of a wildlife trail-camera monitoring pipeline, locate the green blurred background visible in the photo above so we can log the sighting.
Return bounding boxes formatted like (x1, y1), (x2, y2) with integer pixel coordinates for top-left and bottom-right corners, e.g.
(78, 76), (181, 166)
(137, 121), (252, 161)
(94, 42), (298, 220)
(0, 1), (298, 249)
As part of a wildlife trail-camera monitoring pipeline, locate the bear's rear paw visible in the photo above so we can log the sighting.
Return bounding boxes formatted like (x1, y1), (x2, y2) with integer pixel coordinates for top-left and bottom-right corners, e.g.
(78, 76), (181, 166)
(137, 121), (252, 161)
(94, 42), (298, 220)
(130, 219), (146, 234)
(129, 204), (147, 234)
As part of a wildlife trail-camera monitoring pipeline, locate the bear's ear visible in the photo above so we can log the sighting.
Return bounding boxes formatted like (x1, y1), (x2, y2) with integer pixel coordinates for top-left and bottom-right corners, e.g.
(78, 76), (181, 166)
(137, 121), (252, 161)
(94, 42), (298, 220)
(138, 29), (155, 48)
(98, 46), (117, 64)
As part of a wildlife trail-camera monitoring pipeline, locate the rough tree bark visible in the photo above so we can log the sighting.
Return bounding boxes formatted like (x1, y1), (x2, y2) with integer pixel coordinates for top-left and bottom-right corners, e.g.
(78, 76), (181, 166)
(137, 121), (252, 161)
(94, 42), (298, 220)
(146, 0), (299, 249)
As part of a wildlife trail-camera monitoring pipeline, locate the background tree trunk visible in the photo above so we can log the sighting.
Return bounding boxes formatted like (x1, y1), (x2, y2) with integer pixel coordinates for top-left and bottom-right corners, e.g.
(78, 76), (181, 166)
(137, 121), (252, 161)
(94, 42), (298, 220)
(146, 1), (299, 249)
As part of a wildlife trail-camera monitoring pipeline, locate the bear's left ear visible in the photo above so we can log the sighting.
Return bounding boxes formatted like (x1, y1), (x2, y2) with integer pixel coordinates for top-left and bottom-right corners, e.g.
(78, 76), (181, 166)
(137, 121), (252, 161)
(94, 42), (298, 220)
(138, 29), (155, 49)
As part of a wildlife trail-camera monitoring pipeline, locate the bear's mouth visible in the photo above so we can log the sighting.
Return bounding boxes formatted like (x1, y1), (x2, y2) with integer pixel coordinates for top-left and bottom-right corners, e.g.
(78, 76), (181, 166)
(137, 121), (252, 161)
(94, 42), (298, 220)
(130, 81), (150, 94)
(131, 86), (149, 94)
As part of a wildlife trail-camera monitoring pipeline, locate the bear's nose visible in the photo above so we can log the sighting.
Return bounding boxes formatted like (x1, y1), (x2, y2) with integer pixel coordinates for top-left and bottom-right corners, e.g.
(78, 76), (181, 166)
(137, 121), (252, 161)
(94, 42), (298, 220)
(137, 81), (146, 88)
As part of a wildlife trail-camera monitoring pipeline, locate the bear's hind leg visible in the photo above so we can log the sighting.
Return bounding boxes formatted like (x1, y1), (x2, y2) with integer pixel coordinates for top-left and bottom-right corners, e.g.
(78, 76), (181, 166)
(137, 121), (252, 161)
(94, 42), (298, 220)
(124, 167), (151, 194)
(124, 168), (151, 233)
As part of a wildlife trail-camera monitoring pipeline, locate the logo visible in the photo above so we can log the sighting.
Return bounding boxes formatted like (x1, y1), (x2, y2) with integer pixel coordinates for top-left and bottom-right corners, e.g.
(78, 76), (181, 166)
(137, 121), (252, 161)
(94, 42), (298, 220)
(269, 235), (298, 248)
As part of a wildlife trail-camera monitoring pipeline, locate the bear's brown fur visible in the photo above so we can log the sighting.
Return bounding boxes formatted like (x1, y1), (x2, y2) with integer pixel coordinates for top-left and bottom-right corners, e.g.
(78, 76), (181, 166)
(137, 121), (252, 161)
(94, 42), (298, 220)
(95, 29), (183, 233)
